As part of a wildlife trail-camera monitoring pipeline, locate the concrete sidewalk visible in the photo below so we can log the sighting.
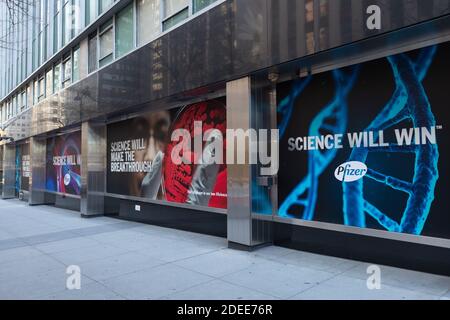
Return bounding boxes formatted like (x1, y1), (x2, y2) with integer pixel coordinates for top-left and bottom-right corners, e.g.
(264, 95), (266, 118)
(0, 199), (449, 300)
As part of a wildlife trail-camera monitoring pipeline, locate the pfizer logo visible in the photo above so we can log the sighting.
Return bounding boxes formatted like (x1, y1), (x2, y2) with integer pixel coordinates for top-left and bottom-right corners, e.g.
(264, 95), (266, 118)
(334, 161), (368, 182)
(63, 173), (71, 186)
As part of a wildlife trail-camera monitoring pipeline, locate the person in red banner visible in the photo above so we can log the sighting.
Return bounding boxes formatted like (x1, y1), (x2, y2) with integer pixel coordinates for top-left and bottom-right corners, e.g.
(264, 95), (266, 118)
(162, 100), (227, 209)
(128, 111), (171, 198)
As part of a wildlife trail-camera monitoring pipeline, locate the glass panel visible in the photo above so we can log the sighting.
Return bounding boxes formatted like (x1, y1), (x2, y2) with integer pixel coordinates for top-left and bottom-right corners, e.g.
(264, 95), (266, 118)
(53, 64), (61, 93)
(100, 18), (113, 32)
(164, 0), (189, 18)
(46, 69), (53, 97)
(53, 13), (60, 52)
(100, 0), (114, 13)
(163, 7), (188, 31)
(17, 94), (22, 111)
(137, 0), (161, 46)
(27, 85), (33, 108)
(32, 39), (37, 71)
(88, 34), (98, 73)
(62, 57), (72, 87)
(99, 21), (114, 64)
(62, 1), (72, 45)
(86, 0), (98, 25)
(73, 0), (81, 35)
(38, 77), (45, 100)
(115, 3), (134, 58)
(22, 92), (27, 110)
(72, 47), (80, 82)
(99, 54), (113, 68)
(43, 25), (48, 60)
(13, 96), (17, 114)
(193, 0), (217, 13)
(38, 32), (43, 65)
(306, 0), (314, 22)
(33, 80), (38, 104)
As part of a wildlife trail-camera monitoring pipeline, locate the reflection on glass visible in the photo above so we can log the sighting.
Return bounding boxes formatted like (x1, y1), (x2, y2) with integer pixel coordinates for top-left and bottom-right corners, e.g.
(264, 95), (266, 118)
(137, 0), (161, 46)
(115, 3), (134, 58)
(305, 0), (314, 23)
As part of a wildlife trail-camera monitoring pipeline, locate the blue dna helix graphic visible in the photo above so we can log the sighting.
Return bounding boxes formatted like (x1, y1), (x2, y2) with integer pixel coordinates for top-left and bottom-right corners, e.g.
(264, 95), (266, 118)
(278, 76), (312, 139)
(278, 67), (359, 219)
(252, 75), (312, 215)
(343, 46), (439, 235)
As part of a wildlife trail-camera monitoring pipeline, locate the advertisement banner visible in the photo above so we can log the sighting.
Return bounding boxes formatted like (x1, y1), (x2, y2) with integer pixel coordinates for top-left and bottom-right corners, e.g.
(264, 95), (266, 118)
(21, 143), (30, 191)
(15, 145), (21, 194)
(15, 143), (30, 192)
(46, 132), (82, 196)
(277, 42), (449, 239)
(107, 100), (227, 209)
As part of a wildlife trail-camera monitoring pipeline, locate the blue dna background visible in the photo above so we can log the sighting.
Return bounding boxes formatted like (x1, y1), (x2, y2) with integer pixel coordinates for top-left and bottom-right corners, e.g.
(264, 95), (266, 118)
(45, 132), (82, 196)
(259, 43), (448, 238)
(14, 145), (21, 194)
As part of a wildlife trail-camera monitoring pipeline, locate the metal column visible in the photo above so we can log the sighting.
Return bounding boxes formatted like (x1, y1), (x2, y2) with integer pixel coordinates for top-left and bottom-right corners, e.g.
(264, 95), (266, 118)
(29, 137), (47, 205)
(0, 145), (3, 195)
(226, 76), (273, 250)
(1, 144), (15, 199)
(80, 121), (106, 217)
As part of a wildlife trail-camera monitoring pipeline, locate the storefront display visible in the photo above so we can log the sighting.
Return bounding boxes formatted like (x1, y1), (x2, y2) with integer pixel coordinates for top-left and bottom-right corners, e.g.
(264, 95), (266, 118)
(15, 143), (29, 193)
(45, 132), (82, 196)
(107, 99), (227, 209)
(277, 42), (449, 239)
(20, 143), (30, 191)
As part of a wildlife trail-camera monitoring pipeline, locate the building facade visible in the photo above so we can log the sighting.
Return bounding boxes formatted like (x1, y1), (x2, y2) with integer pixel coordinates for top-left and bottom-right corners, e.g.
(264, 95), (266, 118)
(1, 0), (449, 275)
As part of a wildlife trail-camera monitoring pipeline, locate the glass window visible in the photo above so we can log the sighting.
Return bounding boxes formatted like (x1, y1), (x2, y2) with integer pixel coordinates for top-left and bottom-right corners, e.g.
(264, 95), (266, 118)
(27, 84), (33, 108)
(62, 0), (72, 46)
(115, 4), (134, 58)
(38, 31), (43, 66)
(99, 0), (114, 13)
(32, 38), (37, 71)
(73, 0), (81, 35)
(163, 7), (189, 31)
(62, 55), (72, 87)
(137, 0), (161, 46)
(99, 20), (114, 67)
(12, 96), (17, 115)
(33, 80), (38, 104)
(72, 46), (80, 82)
(54, 0), (61, 52)
(16, 94), (20, 112)
(306, 0), (314, 23)
(164, 0), (189, 18)
(46, 69), (53, 97)
(193, 0), (217, 12)
(53, 63), (61, 93)
(17, 94), (21, 112)
(86, 0), (98, 25)
(88, 33), (98, 73)
(38, 76), (45, 101)
(20, 90), (27, 111)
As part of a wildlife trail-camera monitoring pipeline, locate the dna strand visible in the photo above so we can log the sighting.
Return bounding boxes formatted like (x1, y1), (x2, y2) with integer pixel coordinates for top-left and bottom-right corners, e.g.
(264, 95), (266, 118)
(343, 46), (439, 235)
(15, 146), (21, 193)
(58, 137), (82, 195)
(279, 67), (359, 219)
(251, 76), (311, 215)
(278, 76), (312, 139)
